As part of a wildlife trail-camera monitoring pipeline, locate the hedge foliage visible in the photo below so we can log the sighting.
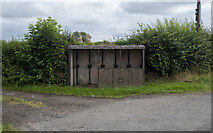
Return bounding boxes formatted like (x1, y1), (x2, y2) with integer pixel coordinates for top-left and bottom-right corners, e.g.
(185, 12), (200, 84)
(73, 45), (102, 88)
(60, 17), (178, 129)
(2, 40), (32, 85)
(115, 18), (211, 76)
(25, 17), (69, 84)
(2, 17), (75, 85)
(2, 17), (211, 86)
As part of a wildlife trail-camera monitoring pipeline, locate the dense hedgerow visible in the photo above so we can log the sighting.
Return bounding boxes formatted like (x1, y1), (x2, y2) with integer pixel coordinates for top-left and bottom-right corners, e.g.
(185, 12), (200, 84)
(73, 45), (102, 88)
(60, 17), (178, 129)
(115, 18), (211, 76)
(2, 17), (75, 85)
(2, 40), (33, 85)
(2, 17), (211, 86)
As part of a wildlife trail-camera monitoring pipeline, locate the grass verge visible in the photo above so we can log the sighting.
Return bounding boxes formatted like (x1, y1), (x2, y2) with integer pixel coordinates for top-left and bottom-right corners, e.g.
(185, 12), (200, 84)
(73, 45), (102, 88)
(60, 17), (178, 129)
(3, 72), (211, 99)
(1, 95), (46, 108)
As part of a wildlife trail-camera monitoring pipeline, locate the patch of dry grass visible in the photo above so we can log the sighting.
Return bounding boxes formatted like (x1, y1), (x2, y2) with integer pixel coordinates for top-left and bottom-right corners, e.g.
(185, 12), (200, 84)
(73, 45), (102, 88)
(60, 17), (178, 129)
(1, 95), (46, 108)
(172, 71), (211, 82)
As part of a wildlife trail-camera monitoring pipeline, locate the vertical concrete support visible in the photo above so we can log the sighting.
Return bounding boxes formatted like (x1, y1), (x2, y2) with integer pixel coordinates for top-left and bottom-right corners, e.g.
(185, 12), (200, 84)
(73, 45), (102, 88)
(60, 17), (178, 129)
(69, 50), (74, 86)
(143, 49), (145, 69)
(143, 49), (145, 83)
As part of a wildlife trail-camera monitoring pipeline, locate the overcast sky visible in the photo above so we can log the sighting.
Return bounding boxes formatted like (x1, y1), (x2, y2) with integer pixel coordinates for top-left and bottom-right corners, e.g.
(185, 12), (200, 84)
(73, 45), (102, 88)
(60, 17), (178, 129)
(1, 1), (211, 42)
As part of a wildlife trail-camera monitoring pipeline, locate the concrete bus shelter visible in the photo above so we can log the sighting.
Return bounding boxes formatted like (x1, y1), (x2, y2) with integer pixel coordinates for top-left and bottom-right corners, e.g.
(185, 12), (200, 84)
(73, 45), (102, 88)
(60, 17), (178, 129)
(68, 45), (145, 88)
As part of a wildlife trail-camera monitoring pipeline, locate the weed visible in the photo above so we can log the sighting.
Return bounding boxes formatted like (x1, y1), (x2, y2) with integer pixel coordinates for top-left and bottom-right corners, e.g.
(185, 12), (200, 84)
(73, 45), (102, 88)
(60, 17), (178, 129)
(0, 123), (17, 132)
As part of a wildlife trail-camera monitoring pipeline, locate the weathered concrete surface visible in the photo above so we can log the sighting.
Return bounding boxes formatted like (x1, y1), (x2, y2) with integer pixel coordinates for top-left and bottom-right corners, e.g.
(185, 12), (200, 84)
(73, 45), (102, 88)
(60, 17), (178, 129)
(114, 69), (128, 87)
(69, 46), (145, 87)
(72, 49), (145, 87)
(30, 93), (211, 131)
(68, 45), (145, 50)
(99, 69), (113, 88)
(128, 69), (143, 86)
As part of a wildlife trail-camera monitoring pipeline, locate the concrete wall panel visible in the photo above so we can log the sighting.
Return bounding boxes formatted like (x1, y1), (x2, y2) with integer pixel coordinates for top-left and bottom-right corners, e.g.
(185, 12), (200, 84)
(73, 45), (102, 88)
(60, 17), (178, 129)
(130, 50), (141, 68)
(78, 50), (89, 68)
(103, 50), (114, 68)
(114, 69), (128, 87)
(120, 50), (128, 68)
(78, 68), (89, 84)
(99, 69), (113, 88)
(90, 50), (100, 68)
(128, 68), (143, 86)
(91, 68), (98, 85)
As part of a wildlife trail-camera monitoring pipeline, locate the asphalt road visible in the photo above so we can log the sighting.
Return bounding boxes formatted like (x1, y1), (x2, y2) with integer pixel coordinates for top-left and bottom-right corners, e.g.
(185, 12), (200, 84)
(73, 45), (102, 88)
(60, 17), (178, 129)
(30, 93), (212, 131)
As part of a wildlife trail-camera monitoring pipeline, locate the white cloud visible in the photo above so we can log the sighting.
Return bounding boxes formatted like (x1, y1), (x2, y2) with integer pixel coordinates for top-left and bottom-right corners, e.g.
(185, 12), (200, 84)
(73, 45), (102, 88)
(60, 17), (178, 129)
(1, 1), (211, 41)
(201, 2), (211, 27)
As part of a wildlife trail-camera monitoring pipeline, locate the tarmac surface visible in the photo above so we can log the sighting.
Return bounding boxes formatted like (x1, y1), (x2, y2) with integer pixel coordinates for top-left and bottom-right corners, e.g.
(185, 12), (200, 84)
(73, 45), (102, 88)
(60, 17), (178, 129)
(30, 93), (211, 131)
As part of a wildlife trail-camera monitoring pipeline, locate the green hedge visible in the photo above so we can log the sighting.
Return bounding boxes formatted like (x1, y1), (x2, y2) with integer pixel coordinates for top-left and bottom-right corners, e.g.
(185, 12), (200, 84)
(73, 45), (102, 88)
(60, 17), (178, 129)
(2, 18), (211, 86)
(2, 40), (33, 85)
(2, 17), (73, 85)
(115, 18), (211, 76)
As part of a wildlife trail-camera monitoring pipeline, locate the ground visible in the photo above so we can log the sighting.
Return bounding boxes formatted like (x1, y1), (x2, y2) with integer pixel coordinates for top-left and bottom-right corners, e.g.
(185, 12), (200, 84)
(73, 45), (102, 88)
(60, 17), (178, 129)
(2, 89), (212, 131)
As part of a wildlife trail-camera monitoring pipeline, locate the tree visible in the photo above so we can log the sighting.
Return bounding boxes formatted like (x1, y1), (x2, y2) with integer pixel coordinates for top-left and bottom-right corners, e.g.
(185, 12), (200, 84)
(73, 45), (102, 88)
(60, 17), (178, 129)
(25, 17), (68, 84)
(72, 31), (91, 43)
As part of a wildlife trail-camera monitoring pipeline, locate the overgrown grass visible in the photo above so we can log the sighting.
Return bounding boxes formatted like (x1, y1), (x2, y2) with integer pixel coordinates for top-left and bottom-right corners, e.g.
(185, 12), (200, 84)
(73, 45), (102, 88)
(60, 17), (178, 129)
(3, 72), (211, 99)
(1, 95), (46, 108)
